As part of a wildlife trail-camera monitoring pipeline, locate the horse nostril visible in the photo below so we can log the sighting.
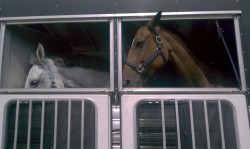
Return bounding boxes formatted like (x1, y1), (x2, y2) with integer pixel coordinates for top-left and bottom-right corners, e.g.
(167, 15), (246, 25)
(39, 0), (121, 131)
(123, 79), (130, 87)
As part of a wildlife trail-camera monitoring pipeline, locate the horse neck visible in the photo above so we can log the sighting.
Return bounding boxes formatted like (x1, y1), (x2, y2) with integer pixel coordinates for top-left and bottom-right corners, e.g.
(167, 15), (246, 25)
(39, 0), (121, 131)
(161, 31), (213, 87)
(57, 66), (110, 88)
(56, 66), (82, 88)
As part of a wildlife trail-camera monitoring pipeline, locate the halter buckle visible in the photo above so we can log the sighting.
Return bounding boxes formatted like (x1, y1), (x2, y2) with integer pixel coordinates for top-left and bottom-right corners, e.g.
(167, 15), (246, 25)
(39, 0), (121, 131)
(136, 64), (146, 74)
(157, 48), (163, 53)
(156, 36), (162, 44)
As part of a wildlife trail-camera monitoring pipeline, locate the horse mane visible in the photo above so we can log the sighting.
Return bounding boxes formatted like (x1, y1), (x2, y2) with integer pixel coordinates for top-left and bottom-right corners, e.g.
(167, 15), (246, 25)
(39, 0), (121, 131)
(30, 54), (66, 67)
(161, 28), (205, 73)
(160, 27), (197, 62)
(160, 27), (236, 87)
(30, 52), (109, 73)
(63, 54), (110, 71)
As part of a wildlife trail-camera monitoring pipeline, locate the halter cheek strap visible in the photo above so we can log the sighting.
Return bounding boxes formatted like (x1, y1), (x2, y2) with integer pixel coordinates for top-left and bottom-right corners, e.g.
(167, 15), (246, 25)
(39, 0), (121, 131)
(44, 59), (57, 88)
(125, 28), (168, 76)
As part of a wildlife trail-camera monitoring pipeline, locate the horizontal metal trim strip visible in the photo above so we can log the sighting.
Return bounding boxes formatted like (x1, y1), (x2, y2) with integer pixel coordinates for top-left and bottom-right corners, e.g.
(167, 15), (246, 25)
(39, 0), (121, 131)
(122, 87), (242, 93)
(0, 10), (241, 24)
(0, 88), (112, 94)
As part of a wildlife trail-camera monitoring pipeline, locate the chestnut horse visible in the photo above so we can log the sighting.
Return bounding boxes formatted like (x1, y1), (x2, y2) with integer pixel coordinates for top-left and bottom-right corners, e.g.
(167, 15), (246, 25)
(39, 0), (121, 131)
(122, 11), (216, 87)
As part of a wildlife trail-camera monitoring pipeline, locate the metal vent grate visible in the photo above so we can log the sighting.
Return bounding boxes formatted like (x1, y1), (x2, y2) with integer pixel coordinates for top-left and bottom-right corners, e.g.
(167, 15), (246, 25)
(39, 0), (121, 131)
(136, 100), (237, 149)
(5, 100), (95, 149)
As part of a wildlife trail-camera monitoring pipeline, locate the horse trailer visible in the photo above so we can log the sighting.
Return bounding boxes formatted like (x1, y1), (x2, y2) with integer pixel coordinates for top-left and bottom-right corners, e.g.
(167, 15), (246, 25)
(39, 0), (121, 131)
(0, 0), (250, 149)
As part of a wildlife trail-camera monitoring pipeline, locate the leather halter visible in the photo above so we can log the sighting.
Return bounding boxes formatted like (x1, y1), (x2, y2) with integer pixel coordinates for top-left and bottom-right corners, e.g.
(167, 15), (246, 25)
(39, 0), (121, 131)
(125, 28), (168, 76)
(44, 59), (57, 88)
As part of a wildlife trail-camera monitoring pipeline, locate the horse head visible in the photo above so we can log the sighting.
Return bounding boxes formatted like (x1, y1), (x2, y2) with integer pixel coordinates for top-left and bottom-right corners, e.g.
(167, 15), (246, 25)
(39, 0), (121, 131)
(123, 11), (216, 87)
(123, 11), (170, 87)
(25, 43), (65, 88)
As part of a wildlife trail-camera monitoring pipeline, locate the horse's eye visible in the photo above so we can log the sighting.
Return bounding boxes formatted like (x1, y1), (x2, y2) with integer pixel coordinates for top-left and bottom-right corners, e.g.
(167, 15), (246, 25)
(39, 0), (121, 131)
(30, 80), (39, 88)
(136, 41), (145, 48)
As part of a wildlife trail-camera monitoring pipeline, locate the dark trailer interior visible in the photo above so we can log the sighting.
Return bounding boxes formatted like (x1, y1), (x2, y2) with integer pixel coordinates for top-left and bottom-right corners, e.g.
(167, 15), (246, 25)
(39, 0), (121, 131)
(122, 19), (240, 88)
(1, 22), (110, 88)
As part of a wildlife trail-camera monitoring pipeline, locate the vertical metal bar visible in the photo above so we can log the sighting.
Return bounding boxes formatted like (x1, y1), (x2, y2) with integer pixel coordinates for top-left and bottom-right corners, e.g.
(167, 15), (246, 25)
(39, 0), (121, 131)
(13, 100), (20, 149)
(81, 100), (85, 149)
(53, 100), (58, 149)
(175, 100), (181, 149)
(204, 100), (211, 149)
(117, 19), (123, 91)
(27, 101), (32, 149)
(218, 100), (226, 149)
(234, 16), (247, 90)
(0, 22), (6, 87)
(161, 100), (166, 149)
(189, 100), (196, 149)
(40, 101), (45, 149)
(110, 19), (115, 91)
(67, 100), (71, 149)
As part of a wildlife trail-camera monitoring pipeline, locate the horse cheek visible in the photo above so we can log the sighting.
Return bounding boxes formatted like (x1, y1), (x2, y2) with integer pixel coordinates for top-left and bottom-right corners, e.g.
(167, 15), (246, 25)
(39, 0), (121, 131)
(150, 57), (166, 73)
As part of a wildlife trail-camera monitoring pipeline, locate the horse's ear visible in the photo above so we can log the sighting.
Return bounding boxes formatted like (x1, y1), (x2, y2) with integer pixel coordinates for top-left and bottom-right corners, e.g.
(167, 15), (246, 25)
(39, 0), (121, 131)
(36, 43), (45, 62)
(147, 11), (162, 31)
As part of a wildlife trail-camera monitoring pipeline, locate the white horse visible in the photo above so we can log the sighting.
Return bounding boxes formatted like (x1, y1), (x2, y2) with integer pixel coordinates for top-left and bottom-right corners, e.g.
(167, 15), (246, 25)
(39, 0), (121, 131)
(25, 43), (110, 88)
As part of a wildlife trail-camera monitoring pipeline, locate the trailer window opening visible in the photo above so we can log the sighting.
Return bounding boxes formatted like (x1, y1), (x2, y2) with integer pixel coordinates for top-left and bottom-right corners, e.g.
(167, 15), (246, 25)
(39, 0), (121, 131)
(136, 100), (237, 149)
(122, 19), (240, 88)
(5, 100), (96, 149)
(1, 22), (110, 89)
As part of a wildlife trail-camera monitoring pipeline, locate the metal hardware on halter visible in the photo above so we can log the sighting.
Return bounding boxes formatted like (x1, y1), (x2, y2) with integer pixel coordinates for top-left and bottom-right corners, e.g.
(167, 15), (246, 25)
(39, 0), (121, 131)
(125, 28), (168, 76)
(156, 35), (162, 44)
(136, 64), (146, 74)
(44, 59), (57, 88)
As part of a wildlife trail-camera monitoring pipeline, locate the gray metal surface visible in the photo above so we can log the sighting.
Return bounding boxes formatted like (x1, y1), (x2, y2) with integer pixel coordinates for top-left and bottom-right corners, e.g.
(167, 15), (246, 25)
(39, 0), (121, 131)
(0, 22), (5, 87)
(0, 0), (246, 17)
(121, 94), (250, 149)
(0, 94), (110, 149)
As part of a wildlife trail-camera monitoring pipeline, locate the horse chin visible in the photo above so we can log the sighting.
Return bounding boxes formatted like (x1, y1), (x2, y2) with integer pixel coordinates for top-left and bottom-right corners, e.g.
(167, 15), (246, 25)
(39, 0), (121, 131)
(122, 79), (142, 87)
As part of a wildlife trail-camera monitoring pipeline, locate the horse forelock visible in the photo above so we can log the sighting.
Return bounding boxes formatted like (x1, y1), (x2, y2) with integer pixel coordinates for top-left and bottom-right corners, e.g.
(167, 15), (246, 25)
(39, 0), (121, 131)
(52, 58), (67, 67)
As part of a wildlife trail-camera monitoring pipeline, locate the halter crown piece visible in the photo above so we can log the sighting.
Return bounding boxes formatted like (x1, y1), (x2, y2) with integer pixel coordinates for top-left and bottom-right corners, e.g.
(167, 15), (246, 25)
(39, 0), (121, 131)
(44, 59), (57, 88)
(126, 28), (168, 76)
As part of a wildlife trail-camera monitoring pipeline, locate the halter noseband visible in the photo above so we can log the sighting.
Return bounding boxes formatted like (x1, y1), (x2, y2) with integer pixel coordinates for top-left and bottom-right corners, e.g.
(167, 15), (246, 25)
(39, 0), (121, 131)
(125, 28), (168, 76)
(44, 59), (57, 88)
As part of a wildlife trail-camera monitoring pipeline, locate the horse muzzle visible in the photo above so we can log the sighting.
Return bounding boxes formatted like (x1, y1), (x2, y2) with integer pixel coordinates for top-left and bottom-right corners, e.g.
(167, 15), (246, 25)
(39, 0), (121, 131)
(122, 65), (144, 87)
(123, 77), (143, 87)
